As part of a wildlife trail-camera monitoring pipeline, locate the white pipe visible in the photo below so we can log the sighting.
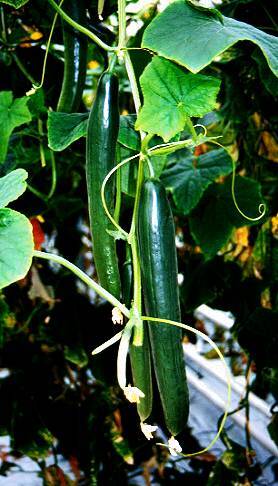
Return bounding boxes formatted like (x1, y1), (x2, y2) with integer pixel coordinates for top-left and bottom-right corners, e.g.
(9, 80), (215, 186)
(187, 369), (278, 457)
(194, 304), (234, 330)
(183, 343), (271, 418)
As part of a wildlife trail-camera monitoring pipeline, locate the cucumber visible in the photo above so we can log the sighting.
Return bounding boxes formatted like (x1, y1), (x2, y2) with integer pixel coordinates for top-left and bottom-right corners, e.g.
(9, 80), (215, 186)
(122, 246), (153, 422)
(129, 325), (153, 423)
(86, 72), (121, 299)
(122, 245), (133, 309)
(137, 178), (189, 436)
(57, 0), (88, 113)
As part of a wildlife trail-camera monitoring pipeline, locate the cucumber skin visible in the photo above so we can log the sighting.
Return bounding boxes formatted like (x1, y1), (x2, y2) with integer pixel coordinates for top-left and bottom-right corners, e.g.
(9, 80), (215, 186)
(57, 0), (88, 113)
(138, 178), (189, 436)
(122, 246), (153, 422)
(129, 325), (153, 422)
(86, 72), (121, 299)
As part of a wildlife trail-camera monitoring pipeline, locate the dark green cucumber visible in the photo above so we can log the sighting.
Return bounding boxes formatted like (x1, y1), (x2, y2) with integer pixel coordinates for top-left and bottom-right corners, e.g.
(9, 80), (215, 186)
(86, 72), (121, 299)
(122, 245), (153, 422)
(122, 245), (133, 308)
(57, 0), (88, 113)
(137, 178), (189, 436)
(129, 325), (153, 423)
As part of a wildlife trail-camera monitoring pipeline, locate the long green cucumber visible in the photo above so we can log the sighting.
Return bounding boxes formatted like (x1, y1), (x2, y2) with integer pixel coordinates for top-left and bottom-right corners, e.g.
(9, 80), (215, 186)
(86, 72), (121, 299)
(122, 245), (153, 422)
(129, 325), (153, 423)
(57, 0), (88, 113)
(137, 178), (189, 436)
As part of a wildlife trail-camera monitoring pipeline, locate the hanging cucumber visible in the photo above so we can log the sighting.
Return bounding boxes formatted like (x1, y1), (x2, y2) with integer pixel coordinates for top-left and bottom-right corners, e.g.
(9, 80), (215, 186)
(122, 246), (153, 422)
(57, 0), (88, 113)
(137, 178), (189, 436)
(129, 327), (153, 423)
(86, 71), (121, 299)
(121, 245), (133, 308)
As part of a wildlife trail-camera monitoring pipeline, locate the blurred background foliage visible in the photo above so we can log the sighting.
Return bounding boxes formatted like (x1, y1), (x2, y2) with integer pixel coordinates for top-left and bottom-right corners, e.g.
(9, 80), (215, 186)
(0, 0), (277, 483)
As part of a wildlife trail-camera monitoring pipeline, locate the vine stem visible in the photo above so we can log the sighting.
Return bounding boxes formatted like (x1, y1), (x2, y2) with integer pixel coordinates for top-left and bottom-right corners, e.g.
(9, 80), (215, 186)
(117, 0), (146, 344)
(124, 52), (141, 116)
(33, 250), (130, 319)
(47, 0), (115, 52)
(101, 153), (140, 237)
(38, 119), (46, 167)
(118, 0), (126, 51)
(12, 53), (38, 85)
(47, 150), (57, 199)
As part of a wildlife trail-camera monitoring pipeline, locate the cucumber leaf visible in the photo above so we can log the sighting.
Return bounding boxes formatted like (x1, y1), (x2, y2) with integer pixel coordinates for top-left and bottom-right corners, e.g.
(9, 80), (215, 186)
(161, 148), (232, 215)
(135, 57), (220, 141)
(252, 49), (278, 98)
(0, 0), (29, 7)
(48, 112), (140, 152)
(0, 208), (34, 289)
(0, 169), (28, 208)
(142, 1), (278, 76)
(48, 112), (88, 151)
(0, 91), (32, 163)
(189, 176), (265, 258)
(118, 115), (140, 151)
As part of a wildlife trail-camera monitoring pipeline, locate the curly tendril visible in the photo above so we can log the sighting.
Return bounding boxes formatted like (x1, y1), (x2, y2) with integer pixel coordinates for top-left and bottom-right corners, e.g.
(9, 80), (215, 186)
(100, 153), (140, 238)
(210, 140), (266, 222)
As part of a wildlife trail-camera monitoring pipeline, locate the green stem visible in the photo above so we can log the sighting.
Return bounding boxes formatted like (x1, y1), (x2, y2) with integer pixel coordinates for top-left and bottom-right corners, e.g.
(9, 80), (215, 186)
(113, 158), (122, 224)
(27, 184), (47, 201)
(124, 51), (141, 116)
(35, 0), (62, 90)
(0, 6), (7, 42)
(118, 0), (126, 50)
(47, 150), (57, 199)
(11, 53), (37, 85)
(185, 116), (198, 141)
(108, 52), (118, 73)
(38, 119), (46, 168)
(128, 158), (144, 345)
(33, 250), (130, 318)
(120, 4), (147, 344)
(47, 0), (115, 52)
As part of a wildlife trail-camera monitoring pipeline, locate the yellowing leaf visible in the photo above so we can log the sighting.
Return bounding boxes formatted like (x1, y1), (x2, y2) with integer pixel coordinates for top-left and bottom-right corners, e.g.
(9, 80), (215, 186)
(259, 131), (278, 162)
(271, 214), (278, 239)
(87, 60), (100, 69)
(234, 227), (249, 247)
(30, 31), (43, 40)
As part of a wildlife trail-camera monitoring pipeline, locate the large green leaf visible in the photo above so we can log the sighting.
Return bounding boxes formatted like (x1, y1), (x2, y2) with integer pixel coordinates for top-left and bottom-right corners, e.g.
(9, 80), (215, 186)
(135, 57), (220, 141)
(0, 91), (32, 163)
(161, 148), (232, 214)
(0, 0), (29, 7)
(0, 208), (34, 289)
(48, 112), (140, 152)
(118, 115), (140, 151)
(252, 49), (278, 98)
(0, 169), (28, 208)
(47, 112), (88, 151)
(189, 176), (265, 258)
(142, 1), (278, 76)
